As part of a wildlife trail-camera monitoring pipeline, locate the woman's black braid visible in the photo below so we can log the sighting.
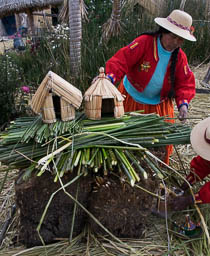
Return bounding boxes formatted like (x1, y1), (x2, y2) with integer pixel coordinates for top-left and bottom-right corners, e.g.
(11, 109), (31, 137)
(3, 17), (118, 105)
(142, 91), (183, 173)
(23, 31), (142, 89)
(140, 27), (180, 98)
(168, 47), (180, 98)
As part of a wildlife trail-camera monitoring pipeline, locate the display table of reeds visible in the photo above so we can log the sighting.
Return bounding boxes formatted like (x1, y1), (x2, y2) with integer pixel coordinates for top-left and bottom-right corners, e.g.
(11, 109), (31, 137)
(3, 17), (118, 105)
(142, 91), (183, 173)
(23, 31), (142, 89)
(0, 112), (191, 247)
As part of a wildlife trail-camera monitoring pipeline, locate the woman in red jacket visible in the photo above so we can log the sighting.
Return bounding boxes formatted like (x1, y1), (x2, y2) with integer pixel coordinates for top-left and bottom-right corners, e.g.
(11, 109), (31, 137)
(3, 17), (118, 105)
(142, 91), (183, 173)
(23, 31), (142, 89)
(105, 9), (196, 164)
(171, 117), (210, 211)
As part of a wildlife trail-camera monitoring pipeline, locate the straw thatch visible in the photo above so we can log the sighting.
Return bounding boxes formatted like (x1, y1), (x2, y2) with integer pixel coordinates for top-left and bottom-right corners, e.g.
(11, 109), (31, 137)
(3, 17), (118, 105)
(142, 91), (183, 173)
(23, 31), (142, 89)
(84, 67), (125, 120)
(31, 70), (82, 123)
(0, 0), (63, 18)
(126, 0), (167, 16)
(101, 0), (124, 43)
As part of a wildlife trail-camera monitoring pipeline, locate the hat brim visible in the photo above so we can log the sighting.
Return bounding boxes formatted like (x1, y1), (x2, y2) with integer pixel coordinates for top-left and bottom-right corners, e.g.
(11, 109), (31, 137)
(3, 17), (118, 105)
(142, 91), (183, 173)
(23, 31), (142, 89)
(154, 17), (196, 42)
(190, 117), (210, 160)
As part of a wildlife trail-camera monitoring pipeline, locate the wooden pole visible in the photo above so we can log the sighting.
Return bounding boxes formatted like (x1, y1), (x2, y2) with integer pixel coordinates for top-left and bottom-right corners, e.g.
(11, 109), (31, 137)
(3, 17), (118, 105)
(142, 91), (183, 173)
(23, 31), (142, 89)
(27, 9), (35, 35)
(179, 0), (186, 10)
(15, 14), (21, 31)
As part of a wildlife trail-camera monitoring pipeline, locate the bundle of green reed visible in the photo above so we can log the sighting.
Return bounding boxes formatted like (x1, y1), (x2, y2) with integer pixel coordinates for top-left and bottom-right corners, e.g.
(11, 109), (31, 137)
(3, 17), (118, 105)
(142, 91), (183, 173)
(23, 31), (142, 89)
(0, 112), (191, 185)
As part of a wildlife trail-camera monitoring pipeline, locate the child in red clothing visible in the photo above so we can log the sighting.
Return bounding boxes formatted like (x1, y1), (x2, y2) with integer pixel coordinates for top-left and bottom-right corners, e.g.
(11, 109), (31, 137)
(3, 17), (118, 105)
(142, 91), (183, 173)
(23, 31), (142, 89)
(172, 117), (210, 211)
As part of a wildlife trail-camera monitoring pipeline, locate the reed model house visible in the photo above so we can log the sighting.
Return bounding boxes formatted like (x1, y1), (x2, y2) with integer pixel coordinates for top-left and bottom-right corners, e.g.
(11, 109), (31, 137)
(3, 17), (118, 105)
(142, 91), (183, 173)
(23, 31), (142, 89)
(84, 67), (125, 120)
(31, 71), (83, 123)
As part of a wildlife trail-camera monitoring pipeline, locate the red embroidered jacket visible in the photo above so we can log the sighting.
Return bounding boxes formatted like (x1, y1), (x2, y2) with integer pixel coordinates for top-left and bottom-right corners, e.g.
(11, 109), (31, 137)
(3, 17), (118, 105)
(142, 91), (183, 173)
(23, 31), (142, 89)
(186, 156), (210, 204)
(105, 35), (195, 108)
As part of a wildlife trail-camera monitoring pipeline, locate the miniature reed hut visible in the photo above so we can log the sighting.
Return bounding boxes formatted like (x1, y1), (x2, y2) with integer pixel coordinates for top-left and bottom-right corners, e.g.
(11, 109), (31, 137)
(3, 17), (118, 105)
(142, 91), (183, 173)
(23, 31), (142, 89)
(31, 71), (82, 123)
(84, 67), (125, 120)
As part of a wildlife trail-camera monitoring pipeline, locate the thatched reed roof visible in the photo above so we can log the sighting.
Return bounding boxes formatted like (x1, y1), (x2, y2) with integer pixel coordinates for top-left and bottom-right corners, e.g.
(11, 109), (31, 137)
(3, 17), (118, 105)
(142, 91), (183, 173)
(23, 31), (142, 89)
(84, 67), (125, 120)
(31, 71), (83, 114)
(127, 0), (167, 16)
(0, 0), (63, 18)
(84, 67), (125, 102)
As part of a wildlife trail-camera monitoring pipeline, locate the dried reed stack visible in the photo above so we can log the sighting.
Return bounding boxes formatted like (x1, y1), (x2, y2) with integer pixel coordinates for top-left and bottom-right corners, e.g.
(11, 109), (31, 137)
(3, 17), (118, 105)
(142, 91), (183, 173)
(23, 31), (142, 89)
(31, 71), (82, 123)
(84, 67), (125, 120)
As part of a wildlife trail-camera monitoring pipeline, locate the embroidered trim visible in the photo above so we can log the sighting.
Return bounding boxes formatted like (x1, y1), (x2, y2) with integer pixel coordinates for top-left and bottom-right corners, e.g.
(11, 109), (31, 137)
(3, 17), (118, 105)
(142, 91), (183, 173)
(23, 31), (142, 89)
(184, 64), (192, 76)
(178, 99), (189, 109)
(184, 65), (188, 75)
(106, 73), (116, 84)
(153, 37), (158, 61)
(167, 16), (190, 32)
(129, 42), (138, 50)
(178, 99), (189, 105)
(140, 61), (151, 72)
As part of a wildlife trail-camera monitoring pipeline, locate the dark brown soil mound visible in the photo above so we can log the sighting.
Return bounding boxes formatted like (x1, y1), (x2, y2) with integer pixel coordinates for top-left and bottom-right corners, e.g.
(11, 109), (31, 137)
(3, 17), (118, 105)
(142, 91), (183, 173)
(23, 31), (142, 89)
(15, 171), (92, 248)
(15, 148), (163, 248)
(88, 174), (158, 238)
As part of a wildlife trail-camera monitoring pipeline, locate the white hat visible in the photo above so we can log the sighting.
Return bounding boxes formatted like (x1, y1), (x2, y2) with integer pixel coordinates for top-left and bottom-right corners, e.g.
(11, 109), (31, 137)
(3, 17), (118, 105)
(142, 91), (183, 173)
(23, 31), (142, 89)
(190, 117), (210, 161)
(154, 9), (196, 42)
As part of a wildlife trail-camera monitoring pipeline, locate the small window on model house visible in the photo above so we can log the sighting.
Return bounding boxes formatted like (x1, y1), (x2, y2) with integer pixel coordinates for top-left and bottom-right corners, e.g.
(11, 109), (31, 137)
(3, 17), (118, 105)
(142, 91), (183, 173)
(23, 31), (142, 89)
(52, 94), (61, 119)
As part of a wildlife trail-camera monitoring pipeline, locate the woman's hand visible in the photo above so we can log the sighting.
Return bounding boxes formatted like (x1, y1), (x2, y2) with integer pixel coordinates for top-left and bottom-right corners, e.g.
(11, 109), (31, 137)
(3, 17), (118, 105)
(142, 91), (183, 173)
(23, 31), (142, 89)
(178, 105), (188, 123)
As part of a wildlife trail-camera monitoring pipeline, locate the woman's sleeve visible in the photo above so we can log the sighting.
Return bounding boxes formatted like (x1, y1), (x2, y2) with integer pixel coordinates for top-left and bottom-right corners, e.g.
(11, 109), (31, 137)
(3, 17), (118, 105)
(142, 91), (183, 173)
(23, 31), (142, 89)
(174, 50), (196, 109)
(186, 156), (210, 184)
(187, 156), (210, 204)
(195, 182), (210, 204)
(105, 36), (146, 84)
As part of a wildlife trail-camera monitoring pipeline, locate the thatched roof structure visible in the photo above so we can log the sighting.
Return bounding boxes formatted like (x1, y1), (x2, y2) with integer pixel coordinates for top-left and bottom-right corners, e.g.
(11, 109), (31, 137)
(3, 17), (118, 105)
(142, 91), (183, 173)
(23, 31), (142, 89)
(31, 71), (83, 123)
(126, 0), (167, 16)
(0, 0), (63, 18)
(84, 67), (125, 120)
